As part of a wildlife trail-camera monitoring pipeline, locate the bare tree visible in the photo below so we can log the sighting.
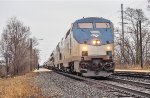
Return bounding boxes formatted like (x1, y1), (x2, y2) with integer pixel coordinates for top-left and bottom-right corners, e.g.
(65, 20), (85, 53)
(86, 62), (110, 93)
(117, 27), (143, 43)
(115, 8), (150, 69)
(0, 17), (39, 75)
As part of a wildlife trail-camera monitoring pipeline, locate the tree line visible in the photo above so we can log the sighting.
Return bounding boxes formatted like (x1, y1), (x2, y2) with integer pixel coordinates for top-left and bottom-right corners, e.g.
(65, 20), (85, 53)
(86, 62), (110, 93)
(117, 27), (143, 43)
(115, 7), (150, 69)
(0, 17), (39, 76)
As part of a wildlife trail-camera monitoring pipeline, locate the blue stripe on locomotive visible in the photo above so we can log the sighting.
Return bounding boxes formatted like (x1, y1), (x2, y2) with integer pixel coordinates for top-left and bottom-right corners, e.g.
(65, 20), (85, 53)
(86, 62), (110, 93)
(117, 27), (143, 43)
(72, 17), (114, 45)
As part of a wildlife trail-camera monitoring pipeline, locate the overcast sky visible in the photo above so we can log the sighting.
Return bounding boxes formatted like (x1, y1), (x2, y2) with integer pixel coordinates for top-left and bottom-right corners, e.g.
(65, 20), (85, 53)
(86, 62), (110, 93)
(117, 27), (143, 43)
(0, 0), (149, 65)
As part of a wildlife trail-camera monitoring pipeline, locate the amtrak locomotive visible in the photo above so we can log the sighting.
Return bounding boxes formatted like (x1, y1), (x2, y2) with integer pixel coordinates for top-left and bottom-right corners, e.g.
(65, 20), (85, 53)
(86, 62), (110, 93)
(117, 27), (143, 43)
(48, 17), (115, 77)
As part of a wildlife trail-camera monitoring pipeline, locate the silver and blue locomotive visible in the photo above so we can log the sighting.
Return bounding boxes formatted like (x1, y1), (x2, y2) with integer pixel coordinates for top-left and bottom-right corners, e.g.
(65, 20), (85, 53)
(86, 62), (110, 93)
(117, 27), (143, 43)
(48, 17), (115, 77)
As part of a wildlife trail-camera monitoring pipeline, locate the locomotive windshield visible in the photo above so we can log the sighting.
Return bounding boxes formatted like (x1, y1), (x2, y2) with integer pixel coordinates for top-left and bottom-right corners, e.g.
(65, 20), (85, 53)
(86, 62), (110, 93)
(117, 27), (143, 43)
(78, 23), (93, 28)
(77, 22), (110, 29)
(96, 23), (110, 28)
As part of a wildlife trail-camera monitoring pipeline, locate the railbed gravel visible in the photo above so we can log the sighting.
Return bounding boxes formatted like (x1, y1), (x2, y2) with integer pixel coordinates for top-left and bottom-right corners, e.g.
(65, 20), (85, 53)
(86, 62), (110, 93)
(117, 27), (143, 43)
(32, 71), (117, 98)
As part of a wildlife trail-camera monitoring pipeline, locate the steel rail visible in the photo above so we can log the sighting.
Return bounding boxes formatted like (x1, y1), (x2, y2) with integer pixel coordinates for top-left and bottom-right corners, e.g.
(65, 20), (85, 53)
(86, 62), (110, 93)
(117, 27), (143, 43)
(109, 78), (150, 89)
(112, 73), (150, 80)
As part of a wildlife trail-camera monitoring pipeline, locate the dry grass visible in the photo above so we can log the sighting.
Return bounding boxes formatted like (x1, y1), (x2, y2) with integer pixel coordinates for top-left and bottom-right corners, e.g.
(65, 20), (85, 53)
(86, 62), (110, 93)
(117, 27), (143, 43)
(0, 72), (44, 98)
(115, 64), (150, 70)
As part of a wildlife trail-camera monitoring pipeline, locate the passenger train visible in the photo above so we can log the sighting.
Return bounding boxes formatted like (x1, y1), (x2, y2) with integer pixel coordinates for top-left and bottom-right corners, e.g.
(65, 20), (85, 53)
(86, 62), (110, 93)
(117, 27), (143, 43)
(47, 17), (115, 77)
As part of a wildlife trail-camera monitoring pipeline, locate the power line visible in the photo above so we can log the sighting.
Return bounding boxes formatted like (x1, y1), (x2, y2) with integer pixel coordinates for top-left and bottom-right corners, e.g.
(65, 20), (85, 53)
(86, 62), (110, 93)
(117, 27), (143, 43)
(107, 11), (120, 19)
(124, 0), (146, 9)
(106, 0), (139, 21)
(123, 0), (137, 7)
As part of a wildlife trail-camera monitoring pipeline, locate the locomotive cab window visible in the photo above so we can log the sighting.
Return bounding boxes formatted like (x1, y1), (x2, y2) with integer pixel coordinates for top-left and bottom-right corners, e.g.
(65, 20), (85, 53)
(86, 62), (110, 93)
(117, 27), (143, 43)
(82, 51), (88, 56)
(78, 23), (93, 28)
(106, 51), (112, 55)
(96, 23), (110, 28)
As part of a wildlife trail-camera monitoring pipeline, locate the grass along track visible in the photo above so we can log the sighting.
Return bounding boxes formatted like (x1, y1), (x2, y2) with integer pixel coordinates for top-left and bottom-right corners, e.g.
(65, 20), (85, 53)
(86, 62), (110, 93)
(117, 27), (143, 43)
(0, 72), (43, 98)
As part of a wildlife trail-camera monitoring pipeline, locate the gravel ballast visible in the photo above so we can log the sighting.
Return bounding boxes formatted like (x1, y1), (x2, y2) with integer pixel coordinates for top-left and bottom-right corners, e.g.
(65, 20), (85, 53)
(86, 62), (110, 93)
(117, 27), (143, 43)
(32, 71), (117, 98)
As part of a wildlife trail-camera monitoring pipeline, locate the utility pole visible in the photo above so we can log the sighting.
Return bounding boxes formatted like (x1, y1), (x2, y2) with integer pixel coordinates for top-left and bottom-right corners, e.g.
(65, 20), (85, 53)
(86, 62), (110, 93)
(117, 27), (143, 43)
(121, 4), (124, 64)
(30, 38), (32, 71)
(33, 49), (37, 69)
(136, 21), (139, 64)
(139, 20), (143, 68)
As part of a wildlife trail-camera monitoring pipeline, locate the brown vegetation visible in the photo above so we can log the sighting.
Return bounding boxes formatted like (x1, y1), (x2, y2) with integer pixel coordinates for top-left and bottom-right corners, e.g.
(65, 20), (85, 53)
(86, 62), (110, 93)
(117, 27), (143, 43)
(115, 64), (150, 70)
(0, 17), (39, 76)
(115, 7), (150, 69)
(0, 72), (43, 98)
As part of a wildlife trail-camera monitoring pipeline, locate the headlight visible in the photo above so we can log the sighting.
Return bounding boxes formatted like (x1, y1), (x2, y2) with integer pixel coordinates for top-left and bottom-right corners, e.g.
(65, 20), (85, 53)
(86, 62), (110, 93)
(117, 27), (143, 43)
(92, 40), (96, 45)
(97, 40), (100, 44)
(107, 46), (111, 50)
(92, 40), (100, 45)
(82, 46), (87, 50)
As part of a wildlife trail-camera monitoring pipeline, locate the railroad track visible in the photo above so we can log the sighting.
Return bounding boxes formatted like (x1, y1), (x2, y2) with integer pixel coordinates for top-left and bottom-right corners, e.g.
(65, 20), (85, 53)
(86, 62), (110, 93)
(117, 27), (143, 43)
(56, 71), (150, 98)
(112, 73), (150, 80)
(108, 77), (150, 89)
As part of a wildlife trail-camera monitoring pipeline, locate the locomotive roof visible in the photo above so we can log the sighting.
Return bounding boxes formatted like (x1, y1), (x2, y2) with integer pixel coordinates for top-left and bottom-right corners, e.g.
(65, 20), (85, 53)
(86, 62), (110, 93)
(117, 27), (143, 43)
(74, 17), (111, 23)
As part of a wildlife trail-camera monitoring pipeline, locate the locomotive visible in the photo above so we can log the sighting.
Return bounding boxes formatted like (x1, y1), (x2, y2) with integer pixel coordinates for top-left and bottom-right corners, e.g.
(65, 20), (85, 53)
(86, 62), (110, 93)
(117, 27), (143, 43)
(48, 17), (115, 77)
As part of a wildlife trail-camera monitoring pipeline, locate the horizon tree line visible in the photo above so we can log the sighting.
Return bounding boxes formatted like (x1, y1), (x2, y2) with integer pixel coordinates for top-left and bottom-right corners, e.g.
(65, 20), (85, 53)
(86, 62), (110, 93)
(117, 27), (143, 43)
(115, 7), (150, 69)
(0, 17), (39, 76)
